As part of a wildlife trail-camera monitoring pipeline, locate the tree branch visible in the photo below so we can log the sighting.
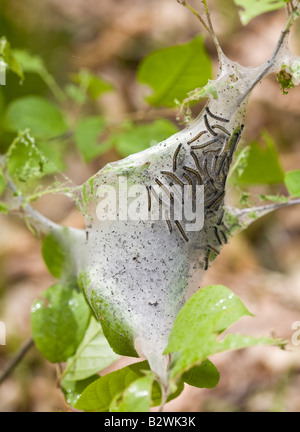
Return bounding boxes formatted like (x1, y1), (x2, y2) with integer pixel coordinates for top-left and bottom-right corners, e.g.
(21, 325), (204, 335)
(232, 198), (300, 227)
(0, 338), (34, 386)
(242, 0), (300, 100)
(7, 180), (63, 237)
(177, 0), (224, 59)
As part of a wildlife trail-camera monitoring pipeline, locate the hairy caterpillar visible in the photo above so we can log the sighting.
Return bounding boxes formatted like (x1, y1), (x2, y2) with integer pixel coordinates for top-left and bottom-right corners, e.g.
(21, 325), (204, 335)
(205, 107), (229, 123)
(173, 143), (182, 171)
(187, 130), (207, 144)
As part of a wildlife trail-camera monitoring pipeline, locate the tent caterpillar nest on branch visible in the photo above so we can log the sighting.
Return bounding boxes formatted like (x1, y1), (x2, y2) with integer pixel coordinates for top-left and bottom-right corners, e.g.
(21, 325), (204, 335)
(16, 1), (300, 392)
(76, 1), (300, 388)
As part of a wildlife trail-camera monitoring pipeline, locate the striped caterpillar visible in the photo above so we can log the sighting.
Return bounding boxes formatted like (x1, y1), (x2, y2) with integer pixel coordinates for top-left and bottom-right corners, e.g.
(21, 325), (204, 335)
(73, 2), (300, 389)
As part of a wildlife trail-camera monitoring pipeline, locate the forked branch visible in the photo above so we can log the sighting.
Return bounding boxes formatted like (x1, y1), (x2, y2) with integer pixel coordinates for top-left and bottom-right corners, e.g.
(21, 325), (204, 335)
(177, 0), (224, 58)
(6, 180), (61, 237)
(243, 0), (300, 99)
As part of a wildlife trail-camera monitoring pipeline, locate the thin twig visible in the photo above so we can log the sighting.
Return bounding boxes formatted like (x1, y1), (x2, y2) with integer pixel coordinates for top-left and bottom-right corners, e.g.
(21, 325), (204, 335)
(201, 0), (218, 44)
(245, 198), (300, 214)
(232, 198), (300, 226)
(177, 0), (225, 63)
(158, 384), (169, 412)
(177, 0), (211, 36)
(107, 106), (177, 126)
(242, 0), (300, 100)
(291, 0), (297, 12)
(0, 338), (34, 386)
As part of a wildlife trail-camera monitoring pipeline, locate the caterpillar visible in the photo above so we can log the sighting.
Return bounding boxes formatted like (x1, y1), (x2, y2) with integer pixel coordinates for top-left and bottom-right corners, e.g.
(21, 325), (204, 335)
(187, 130), (207, 145)
(155, 178), (174, 204)
(228, 125), (244, 159)
(150, 185), (163, 207)
(161, 171), (184, 187)
(219, 229), (228, 244)
(183, 174), (194, 199)
(212, 124), (231, 136)
(203, 157), (210, 179)
(208, 244), (220, 255)
(214, 226), (222, 245)
(218, 138), (230, 157)
(146, 185), (152, 212)
(205, 107), (230, 123)
(204, 114), (218, 136)
(191, 138), (219, 150)
(203, 147), (221, 155)
(183, 165), (203, 184)
(217, 209), (225, 225)
(183, 172), (193, 186)
(203, 248), (210, 270)
(190, 150), (204, 177)
(174, 220), (189, 242)
(216, 155), (227, 176)
(205, 190), (225, 210)
(210, 155), (219, 177)
(173, 143), (182, 171)
(165, 211), (173, 234)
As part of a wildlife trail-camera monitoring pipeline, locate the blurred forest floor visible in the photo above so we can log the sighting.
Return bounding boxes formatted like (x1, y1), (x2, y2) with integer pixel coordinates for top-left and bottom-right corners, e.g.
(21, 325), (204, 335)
(0, 0), (300, 412)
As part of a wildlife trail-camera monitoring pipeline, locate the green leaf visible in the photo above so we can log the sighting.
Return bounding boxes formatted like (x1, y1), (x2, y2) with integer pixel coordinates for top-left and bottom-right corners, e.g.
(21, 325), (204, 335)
(276, 69), (294, 95)
(165, 285), (281, 379)
(181, 81), (218, 110)
(112, 119), (178, 158)
(109, 375), (153, 412)
(74, 116), (112, 163)
(65, 83), (86, 105)
(31, 283), (91, 363)
(89, 288), (138, 358)
(37, 140), (66, 174)
(6, 130), (51, 183)
(74, 359), (184, 412)
(75, 360), (150, 412)
(0, 170), (6, 196)
(137, 35), (212, 107)
(61, 375), (99, 407)
(42, 229), (76, 279)
(231, 131), (284, 185)
(13, 50), (66, 103)
(182, 359), (220, 389)
(3, 96), (68, 139)
(62, 316), (119, 381)
(0, 37), (24, 82)
(151, 379), (184, 407)
(12, 49), (45, 74)
(233, 0), (286, 25)
(0, 202), (8, 213)
(72, 69), (114, 100)
(7, 133), (65, 182)
(284, 170), (300, 197)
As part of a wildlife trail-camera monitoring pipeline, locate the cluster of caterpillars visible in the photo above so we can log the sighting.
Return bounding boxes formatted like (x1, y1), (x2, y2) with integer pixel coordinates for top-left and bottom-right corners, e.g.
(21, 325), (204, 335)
(146, 107), (243, 268)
